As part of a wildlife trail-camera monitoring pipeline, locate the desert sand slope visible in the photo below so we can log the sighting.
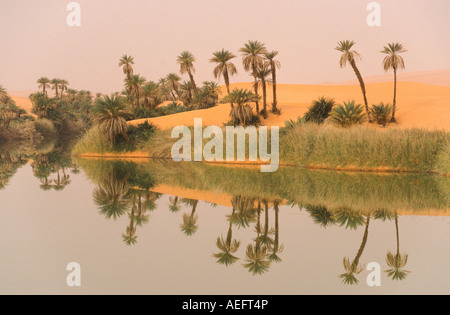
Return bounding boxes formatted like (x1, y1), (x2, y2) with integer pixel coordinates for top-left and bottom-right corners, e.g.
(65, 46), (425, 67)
(10, 95), (33, 113)
(130, 81), (450, 131)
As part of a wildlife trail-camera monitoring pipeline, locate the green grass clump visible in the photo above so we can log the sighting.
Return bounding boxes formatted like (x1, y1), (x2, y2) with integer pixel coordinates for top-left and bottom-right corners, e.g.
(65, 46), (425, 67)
(281, 124), (450, 173)
(371, 103), (393, 127)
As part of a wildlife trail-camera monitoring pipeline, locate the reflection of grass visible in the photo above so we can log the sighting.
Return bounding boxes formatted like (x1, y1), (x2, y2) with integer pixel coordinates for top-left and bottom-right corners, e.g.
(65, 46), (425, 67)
(76, 158), (450, 213)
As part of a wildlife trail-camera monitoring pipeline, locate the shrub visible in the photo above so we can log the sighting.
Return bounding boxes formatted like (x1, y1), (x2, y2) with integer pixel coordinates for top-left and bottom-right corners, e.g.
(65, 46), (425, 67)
(330, 100), (366, 128)
(34, 118), (57, 138)
(371, 102), (393, 127)
(229, 104), (260, 126)
(283, 116), (304, 131)
(303, 96), (335, 124)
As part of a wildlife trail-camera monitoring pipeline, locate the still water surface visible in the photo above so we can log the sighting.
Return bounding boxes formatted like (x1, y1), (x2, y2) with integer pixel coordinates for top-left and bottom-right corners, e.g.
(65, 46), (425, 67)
(0, 144), (449, 294)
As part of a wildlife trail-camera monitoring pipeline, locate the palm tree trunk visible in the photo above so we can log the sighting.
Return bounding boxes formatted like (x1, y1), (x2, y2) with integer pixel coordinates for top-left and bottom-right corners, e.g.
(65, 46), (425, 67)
(188, 71), (197, 93)
(224, 71), (234, 108)
(352, 215), (371, 268)
(252, 64), (260, 114)
(272, 67), (278, 112)
(391, 68), (398, 123)
(394, 211), (400, 256)
(351, 61), (371, 122)
(262, 80), (267, 115)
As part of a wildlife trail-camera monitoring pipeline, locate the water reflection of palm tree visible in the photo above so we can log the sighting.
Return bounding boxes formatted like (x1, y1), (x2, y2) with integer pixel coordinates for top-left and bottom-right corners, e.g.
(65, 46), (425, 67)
(304, 204), (337, 228)
(336, 208), (365, 230)
(258, 200), (274, 247)
(93, 172), (130, 220)
(340, 213), (372, 285)
(269, 199), (284, 263)
(228, 195), (257, 228)
(385, 210), (410, 280)
(244, 201), (271, 275)
(213, 207), (241, 266)
(169, 196), (181, 213)
(180, 198), (199, 236)
(122, 201), (137, 246)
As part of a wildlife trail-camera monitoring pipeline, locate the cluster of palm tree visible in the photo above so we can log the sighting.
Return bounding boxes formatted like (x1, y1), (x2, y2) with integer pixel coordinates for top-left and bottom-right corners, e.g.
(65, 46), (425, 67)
(335, 40), (407, 124)
(37, 77), (69, 99)
(31, 150), (76, 191)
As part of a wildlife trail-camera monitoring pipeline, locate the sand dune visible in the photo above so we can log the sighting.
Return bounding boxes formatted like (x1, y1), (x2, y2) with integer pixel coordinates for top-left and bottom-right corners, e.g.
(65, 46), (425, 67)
(131, 81), (450, 131)
(10, 95), (33, 113)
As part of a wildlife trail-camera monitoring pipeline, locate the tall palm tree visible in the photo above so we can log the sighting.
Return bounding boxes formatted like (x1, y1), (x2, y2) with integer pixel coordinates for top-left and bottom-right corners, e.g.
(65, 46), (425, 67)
(177, 51), (197, 93)
(210, 49), (238, 96)
(59, 80), (69, 99)
(37, 77), (51, 95)
(254, 65), (272, 116)
(125, 74), (146, 107)
(214, 208), (241, 266)
(119, 54), (135, 80)
(381, 43), (407, 123)
(385, 210), (410, 280)
(92, 94), (132, 145)
(335, 40), (371, 122)
(180, 198), (199, 236)
(123, 202), (138, 246)
(169, 196), (181, 213)
(339, 213), (372, 285)
(268, 199), (284, 262)
(244, 201), (271, 275)
(51, 79), (61, 98)
(166, 73), (182, 100)
(239, 40), (268, 114)
(264, 51), (281, 113)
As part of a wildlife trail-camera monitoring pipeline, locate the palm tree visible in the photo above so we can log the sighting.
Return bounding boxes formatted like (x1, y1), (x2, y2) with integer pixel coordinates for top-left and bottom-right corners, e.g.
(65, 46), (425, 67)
(228, 195), (257, 228)
(335, 40), (371, 122)
(37, 77), (51, 95)
(304, 204), (337, 228)
(210, 49), (238, 96)
(244, 201), (271, 275)
(142, 81), (160, 109)
(179, 81), (194, 105)
(381, 43), (407, 123)
(339, 213), (371, 285)
(93, 172), (131, 220)
(123, 202), (138, 246)
(239, 40), (268, 114)
(257, 200), (274, 247)
(92, 94), (132, 145)
(51, 79), (61, 98)
(166, 73), (182, 100)
(177, 51), (197, 92)
(169, 196), (181, 213)
(221, 88), (259, 126)
(59, 80), (69, 99)
(213, 208), (241, 266)
(268, 199), (284, 262)
(385, 210), (410, 280)
(254, 65), (272, 116)
(119, 54), (135, 80)
(180, 198), (199, 236)
(264, 51), (281, 113)
(125, 74), (146, 107)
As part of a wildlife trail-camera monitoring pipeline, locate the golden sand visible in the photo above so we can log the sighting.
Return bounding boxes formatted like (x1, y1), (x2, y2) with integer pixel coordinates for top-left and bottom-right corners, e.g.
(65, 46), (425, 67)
(129, 81), (450, 131)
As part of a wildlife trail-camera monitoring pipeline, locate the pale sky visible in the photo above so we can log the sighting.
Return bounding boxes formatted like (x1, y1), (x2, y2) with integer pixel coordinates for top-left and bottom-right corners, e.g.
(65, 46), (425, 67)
(1, 0), (449, 94)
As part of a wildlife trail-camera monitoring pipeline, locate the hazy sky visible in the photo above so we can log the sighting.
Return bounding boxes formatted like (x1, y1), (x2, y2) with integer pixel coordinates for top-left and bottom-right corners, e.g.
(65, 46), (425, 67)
(1, 0), (449, 94)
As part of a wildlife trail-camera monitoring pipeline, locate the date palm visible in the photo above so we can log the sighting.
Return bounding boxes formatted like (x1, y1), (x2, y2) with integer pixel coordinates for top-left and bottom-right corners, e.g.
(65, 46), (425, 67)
(37, 77), (51, 95)
(228, 195), (257, 228)
(254, 65), (272, 116)
(381, 43), (407, 123)
(268, 199), (284, 262)
(180, 198), (199, 236)
(339, 213), (371, 285)
(244, 201), (271, 275)
(166, 73), (182, 100)
(264, 51), (281, 113)
(51, 79), (61, 98)
(222, 88), (259, 126)
(214, 208), (241, 266)
(177, 51), (197, 92)
(240, 40), (268, 114)
(59, 80), (69, 99)
(169, 196), (181, 213)
(123, 203), (138, 246)
(119, 54), (134, 80)
(385, 210), (410, 280)
(210, 49), (238, 95)
(125, 74), (146, 107)
(93, 94), (132, 145)
(335, 40), (371, 122)
(93, 172), (131, 220)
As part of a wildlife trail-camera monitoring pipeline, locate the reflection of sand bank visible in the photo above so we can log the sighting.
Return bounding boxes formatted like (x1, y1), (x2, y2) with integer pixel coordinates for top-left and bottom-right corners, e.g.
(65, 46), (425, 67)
(148, 184), (449, 217)
(130, 82), (450, 132)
